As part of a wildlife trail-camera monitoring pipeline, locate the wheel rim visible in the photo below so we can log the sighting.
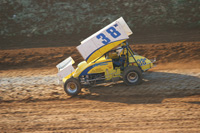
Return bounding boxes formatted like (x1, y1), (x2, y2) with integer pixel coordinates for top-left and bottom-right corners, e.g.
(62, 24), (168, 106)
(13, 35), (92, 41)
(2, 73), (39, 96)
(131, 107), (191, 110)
(127, 71), (138, 83)
(66, 82), (78, 93)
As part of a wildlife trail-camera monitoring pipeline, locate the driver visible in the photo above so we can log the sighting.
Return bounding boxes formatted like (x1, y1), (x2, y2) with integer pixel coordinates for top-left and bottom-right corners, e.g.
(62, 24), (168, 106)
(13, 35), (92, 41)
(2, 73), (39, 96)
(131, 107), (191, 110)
(107, 50), (119, 59)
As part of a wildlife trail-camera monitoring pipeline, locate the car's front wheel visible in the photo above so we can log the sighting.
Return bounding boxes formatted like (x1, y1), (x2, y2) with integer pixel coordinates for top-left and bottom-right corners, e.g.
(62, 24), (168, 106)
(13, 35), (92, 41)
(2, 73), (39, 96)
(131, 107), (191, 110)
(64, 78), (81, 96)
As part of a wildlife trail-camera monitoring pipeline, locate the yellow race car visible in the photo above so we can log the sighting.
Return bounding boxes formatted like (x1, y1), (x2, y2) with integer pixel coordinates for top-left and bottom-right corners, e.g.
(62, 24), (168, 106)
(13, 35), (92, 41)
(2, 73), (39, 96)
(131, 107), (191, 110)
(56, 17), (155, 96)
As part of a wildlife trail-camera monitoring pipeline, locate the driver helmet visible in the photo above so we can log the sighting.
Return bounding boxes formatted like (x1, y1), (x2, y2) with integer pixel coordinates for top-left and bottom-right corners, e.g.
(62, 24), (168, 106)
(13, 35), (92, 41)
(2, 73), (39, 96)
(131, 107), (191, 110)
(116, 47), (122, 56)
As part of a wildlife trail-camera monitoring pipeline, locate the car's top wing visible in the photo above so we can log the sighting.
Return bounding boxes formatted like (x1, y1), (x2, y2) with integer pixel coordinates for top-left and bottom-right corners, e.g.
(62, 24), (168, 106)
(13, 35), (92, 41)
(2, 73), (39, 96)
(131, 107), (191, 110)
(77, 17), (132, 63)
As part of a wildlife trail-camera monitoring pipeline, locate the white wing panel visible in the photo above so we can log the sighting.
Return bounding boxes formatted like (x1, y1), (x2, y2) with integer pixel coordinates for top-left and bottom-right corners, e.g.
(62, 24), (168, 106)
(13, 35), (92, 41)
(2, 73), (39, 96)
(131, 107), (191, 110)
(57, 65), (74, 80)
(77, 17), (132, 62)
(56, 56), (75, 80)
(56, 56), (74, 71)
(117, 17), (133, 36)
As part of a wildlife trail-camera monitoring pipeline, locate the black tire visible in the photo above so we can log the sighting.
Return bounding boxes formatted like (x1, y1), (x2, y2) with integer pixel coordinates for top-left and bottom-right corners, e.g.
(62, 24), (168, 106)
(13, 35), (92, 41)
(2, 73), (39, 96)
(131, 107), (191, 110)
(123, 66), (143, 85)
(64, 78), (81, 96)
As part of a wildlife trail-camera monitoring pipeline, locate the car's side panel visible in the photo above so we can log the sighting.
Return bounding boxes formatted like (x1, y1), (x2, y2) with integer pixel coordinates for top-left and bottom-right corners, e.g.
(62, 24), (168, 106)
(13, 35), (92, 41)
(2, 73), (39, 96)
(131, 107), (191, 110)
(105, 68), (121, 80)
(72, 57), (113, 78)
(73, 61), (90, 78)
(129, 55), (153, 71)
(88, 60), (113, 74)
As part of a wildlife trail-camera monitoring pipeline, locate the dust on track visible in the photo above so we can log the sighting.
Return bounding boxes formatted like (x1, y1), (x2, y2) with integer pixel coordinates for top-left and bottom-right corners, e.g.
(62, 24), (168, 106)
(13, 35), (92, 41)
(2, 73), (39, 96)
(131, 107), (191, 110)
(0, 65), (200, 132)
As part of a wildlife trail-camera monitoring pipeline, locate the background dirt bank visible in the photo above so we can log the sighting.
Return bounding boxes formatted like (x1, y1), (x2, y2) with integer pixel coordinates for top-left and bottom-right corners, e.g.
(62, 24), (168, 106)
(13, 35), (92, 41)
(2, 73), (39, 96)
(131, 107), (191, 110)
(1, 28), (200, 49)
(0, 42), (200, 70)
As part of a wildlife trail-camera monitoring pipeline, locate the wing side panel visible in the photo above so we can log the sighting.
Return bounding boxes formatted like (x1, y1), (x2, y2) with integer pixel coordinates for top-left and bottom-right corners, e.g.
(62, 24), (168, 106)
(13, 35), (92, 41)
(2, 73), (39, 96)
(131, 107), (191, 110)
(77, 17), (132, 63)
(86, 39), (127, 63)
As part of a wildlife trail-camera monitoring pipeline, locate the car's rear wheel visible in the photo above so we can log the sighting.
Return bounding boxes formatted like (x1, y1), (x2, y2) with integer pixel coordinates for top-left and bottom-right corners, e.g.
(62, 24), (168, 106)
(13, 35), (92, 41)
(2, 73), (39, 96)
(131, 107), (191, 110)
(123, 66), (143, 85)
(64, 78), (81, 96)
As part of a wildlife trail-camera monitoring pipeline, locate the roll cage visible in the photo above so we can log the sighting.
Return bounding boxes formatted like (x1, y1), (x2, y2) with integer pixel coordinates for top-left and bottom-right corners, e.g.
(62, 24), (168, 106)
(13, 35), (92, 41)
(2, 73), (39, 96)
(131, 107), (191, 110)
(93, 41), (143, 72)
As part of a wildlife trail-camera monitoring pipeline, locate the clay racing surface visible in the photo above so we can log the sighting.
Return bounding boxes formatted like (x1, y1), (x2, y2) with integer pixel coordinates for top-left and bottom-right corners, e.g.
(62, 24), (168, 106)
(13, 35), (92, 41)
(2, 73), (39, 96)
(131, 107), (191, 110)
(0, 42), (200, 132)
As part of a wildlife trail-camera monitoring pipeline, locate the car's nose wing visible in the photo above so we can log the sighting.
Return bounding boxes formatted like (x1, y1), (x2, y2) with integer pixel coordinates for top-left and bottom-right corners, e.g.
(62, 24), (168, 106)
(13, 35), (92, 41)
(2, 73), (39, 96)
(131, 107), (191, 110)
(56, 56), (75, 81)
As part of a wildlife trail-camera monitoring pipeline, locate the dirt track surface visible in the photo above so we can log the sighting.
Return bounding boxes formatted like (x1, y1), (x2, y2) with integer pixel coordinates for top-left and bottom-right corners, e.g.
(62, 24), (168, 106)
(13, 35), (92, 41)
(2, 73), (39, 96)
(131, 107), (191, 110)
(0, 42), (200, 132)
(1, 66), (200, 132)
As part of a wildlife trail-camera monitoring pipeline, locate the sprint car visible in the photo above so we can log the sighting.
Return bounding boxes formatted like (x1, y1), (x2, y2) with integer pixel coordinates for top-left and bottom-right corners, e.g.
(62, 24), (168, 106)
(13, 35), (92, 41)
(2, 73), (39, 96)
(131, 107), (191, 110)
(56, 17), (155, 96)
